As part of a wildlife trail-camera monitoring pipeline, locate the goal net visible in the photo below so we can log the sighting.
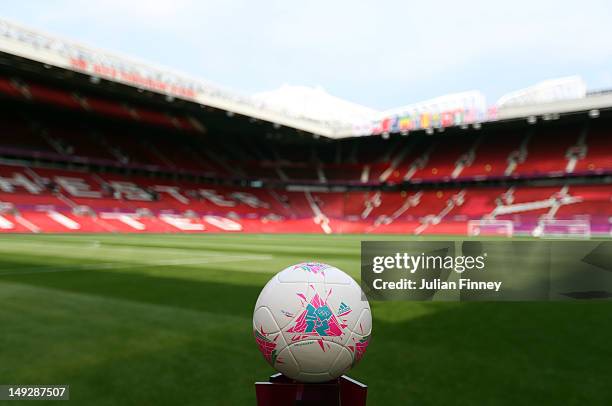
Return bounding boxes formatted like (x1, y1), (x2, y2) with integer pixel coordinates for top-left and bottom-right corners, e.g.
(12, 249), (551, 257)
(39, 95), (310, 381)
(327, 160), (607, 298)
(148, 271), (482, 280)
(467, 219), (513, 237)
(534, 219), (591, 239)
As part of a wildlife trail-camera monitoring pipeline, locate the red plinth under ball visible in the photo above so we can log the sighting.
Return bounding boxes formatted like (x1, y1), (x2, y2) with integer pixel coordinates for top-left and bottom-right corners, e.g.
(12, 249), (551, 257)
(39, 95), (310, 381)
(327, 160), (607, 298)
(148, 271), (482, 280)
(255, 373), (367, 406)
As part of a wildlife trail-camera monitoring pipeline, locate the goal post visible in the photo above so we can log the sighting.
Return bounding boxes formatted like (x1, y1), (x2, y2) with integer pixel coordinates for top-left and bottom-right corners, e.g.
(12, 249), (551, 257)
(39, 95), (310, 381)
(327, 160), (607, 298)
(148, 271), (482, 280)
(535, 219), (591, 239)
(467, 219), (513, 237)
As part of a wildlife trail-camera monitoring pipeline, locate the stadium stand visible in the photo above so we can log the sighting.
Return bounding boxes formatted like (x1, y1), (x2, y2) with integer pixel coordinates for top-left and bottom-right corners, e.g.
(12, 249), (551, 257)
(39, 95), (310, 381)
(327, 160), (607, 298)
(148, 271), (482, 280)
(1, 161), (610, 235)
(0, 67), (610, 237)
(2, 75), (611, 180)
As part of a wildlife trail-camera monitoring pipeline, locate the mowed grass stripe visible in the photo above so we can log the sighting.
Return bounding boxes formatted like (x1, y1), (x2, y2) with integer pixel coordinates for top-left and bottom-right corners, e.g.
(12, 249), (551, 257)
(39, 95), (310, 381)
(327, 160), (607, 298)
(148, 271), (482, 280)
(0, 234), (361, 259)
(0, 235), (365, 280)
(0, 254), (274, 276)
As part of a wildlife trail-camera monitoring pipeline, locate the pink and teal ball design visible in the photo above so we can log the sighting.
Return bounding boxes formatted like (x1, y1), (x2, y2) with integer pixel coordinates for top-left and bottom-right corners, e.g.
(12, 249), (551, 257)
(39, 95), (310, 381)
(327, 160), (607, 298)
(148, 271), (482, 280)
(286, 286), (353, 352)
(291, 262), (331, 275)
(288, 290), (348, 338)
(349, 335), (370, 366)
(254, 328), (281, 365)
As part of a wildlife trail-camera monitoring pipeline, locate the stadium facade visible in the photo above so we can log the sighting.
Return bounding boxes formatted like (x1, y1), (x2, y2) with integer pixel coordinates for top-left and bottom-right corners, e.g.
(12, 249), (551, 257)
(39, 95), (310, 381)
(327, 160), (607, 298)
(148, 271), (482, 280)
(0, 19), (610, 237)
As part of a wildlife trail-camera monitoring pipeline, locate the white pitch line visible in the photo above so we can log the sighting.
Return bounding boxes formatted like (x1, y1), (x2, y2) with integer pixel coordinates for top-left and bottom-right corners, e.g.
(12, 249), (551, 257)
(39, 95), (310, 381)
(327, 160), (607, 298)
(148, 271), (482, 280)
(0, 254), (274, 276)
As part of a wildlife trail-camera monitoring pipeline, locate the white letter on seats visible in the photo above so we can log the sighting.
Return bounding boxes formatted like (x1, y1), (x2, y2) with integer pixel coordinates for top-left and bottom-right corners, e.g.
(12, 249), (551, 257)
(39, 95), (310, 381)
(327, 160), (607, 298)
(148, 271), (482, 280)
(0, 173), (42, 194)
(199, 189), (235, 207)
(203, 215), (242, 231)
(55, 176), (101, 198)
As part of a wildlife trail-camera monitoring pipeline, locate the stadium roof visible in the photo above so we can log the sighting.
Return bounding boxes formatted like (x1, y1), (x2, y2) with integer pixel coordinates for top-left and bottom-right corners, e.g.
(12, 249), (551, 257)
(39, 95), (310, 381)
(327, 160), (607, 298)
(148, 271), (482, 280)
(0, 18), (612, 139)
(0, 18), (351, 138)
(253, 85), (377, 125)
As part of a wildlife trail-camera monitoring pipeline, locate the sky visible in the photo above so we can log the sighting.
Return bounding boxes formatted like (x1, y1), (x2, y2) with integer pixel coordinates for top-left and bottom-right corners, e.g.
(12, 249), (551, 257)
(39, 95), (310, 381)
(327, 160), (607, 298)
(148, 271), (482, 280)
(3, 0), (612, 110)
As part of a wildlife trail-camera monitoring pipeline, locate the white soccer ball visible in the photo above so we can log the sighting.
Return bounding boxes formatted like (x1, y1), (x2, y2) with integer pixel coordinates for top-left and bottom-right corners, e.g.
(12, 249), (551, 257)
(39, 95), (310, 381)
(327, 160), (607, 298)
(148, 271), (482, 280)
(253, 262), (372, 383)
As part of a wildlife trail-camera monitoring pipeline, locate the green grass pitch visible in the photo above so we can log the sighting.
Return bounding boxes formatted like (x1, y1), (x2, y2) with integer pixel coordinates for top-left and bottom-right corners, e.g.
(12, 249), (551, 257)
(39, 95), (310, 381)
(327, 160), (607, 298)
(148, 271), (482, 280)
(0, 234), (610, 405)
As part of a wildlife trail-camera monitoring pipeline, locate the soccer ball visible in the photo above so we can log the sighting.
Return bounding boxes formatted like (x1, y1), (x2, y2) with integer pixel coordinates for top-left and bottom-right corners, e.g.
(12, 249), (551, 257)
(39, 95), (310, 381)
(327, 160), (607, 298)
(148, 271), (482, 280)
(253, 262), (372, 383)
